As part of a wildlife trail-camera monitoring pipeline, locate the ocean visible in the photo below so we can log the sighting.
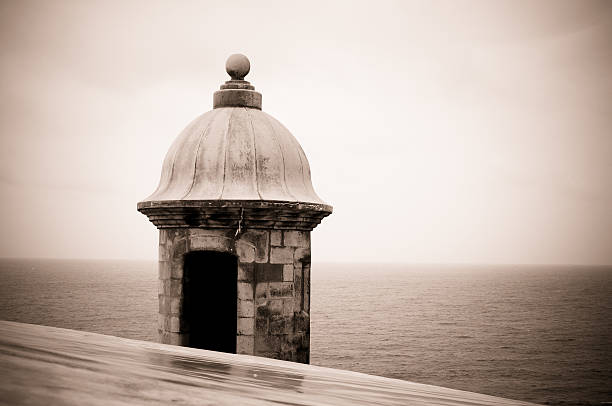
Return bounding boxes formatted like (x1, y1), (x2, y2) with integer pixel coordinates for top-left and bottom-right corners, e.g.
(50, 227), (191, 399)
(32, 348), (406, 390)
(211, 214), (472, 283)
(0, 259), (610, 405)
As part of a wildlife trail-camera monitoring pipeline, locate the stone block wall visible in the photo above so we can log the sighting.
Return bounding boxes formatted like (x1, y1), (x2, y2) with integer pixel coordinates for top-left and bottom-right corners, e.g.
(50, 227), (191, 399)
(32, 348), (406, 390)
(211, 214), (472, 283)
(157, 227), (312, 363)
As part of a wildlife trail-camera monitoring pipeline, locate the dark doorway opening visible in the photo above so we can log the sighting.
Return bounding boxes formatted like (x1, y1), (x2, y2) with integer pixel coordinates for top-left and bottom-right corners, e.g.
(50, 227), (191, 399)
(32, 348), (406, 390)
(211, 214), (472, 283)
(182, 251), (237, 353)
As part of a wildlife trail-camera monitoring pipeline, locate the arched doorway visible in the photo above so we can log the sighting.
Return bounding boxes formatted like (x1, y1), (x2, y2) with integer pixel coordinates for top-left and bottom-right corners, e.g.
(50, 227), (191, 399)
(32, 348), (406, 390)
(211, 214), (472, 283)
(182, 251), (237, 353)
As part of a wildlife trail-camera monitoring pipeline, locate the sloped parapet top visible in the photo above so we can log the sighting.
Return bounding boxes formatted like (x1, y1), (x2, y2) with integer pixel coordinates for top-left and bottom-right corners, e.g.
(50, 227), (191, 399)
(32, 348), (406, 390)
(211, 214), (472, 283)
(0, 321), (542, 406)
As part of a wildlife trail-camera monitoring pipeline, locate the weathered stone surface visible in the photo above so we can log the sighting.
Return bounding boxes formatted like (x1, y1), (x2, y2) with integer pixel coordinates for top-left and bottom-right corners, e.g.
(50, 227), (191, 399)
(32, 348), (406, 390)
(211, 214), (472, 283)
(170, 298), (181, 315)
(237, 317), (254, 335)
(255, 317), (268, 333)
(270, 230), (282, 246)
(238, 299), (254, 318)
(238, 263), (253, 282)
(270, 247), (294, 264)
(283, 265), (293, 282)
(294, 262), (303, 278)
(283, 231), (309, 248)
(254, 263), (283, 282)
(255, 283), (268, 299)
(303, 263), (311, 313)
(171, 239), (187, 261)
(293, 281), (303, 312)
(159, 244), (170, 261)
(170, 316), (181, 333)
(282, 282), (293, 297)
(269, 315), (286, 335)
(160, 331), (175, 345)
(159, 261), (171, 280)
(237, 282), (253, 300)
(282, 299), (294, 317)
(168, 332), (187, 346)
(158, 295), (169, 315)
(268, 283), (281, 298)
(255, 335), (280, 353)
(170, 262), (183, 279)
(256, 304), (270, 320)
(236, 335), (254, 354)
(268, 299), (283, 316)
(170, 279), (183, 297)
(236, 241), (255, 263)
(269, 282), (293, 298)
(189, 228), (232, 239)
(295, 311), (309, 332)
(189, 235), (232, 252)
(241, 230), (269, 263)
(294, 247), (310, 262)
(161, 315), (171, 331)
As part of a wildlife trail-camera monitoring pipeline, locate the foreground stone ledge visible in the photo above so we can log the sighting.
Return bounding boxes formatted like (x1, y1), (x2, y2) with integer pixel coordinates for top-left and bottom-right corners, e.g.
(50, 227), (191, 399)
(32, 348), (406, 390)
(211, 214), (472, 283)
(0, 321), (542, 406)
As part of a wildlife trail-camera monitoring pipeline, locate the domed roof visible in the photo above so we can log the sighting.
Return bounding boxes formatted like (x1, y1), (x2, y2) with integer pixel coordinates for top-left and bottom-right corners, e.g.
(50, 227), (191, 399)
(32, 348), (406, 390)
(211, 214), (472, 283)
(141, 54), (330, 209)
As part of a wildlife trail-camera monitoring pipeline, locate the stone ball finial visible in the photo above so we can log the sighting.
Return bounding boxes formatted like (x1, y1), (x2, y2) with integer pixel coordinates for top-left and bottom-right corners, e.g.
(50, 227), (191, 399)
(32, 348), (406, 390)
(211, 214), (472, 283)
(226, 54), (250, 80)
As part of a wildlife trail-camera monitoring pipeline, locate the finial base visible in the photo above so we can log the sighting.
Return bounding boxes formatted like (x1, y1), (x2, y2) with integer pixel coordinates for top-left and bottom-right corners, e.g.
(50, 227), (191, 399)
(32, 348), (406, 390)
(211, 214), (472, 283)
(215, 55), (261, 109)
(214, 89), (262, 110)
(220, 80), (255, 90)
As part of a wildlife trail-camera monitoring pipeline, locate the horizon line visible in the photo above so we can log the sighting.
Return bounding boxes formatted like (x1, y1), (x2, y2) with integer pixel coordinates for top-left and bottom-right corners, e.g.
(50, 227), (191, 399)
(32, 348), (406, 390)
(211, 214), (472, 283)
(0, 256), (610, 268)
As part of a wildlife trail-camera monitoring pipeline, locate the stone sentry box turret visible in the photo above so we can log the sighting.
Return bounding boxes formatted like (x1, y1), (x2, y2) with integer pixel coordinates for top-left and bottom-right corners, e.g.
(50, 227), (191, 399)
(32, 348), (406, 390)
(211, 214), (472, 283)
(137, 54), (332, 363)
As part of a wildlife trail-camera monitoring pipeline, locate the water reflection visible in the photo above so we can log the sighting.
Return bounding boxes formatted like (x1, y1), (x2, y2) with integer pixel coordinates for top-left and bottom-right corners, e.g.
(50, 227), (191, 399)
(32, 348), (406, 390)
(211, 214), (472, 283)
(145, 350), (306, 394)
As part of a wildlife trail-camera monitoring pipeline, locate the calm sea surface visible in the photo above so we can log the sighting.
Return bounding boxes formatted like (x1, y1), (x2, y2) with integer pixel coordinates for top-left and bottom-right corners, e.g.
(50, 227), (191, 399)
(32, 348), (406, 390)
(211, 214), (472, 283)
(0, 259), (610, 406)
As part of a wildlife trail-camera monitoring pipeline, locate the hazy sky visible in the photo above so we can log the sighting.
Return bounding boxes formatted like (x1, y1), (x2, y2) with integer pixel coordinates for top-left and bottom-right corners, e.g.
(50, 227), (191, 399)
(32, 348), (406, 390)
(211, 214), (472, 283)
(1, 0), (611, 265)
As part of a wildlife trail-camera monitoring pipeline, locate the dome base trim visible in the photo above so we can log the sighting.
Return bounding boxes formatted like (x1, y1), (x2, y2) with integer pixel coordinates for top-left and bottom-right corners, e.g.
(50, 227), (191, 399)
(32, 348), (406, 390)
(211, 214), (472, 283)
(137, 200), (332, 231)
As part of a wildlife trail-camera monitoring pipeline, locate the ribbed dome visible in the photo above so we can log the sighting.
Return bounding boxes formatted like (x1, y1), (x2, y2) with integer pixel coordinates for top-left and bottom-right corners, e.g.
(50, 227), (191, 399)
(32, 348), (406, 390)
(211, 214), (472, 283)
(138, 54), (331, 231)
(143, 107), (326, 204)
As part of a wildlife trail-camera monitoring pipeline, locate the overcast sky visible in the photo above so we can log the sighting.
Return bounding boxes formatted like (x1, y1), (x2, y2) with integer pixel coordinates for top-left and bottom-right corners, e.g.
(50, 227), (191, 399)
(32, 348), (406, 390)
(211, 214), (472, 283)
(1, 0), (611, 265)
